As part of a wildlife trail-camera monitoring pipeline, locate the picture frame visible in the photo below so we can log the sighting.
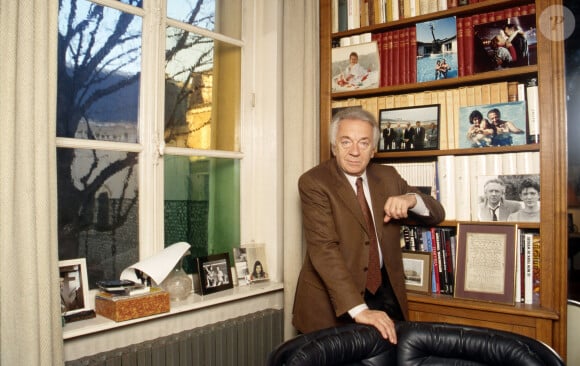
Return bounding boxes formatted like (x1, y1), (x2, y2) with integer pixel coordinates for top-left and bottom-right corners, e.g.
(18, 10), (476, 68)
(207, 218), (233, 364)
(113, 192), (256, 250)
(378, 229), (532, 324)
(402, 251), (432, 293)
(243, 242), (270, 283)
(473, 174), (540, 222)
(416, 16), (458, 82)
(196, 253), (234, 295)
(458, 101), (528, 149)
(379, 104), (440, 152)
(454, 223), (518, 305)
(473, 14), (537, 73)
(331, 41), (380, 92)
(59, 258), (91, 315)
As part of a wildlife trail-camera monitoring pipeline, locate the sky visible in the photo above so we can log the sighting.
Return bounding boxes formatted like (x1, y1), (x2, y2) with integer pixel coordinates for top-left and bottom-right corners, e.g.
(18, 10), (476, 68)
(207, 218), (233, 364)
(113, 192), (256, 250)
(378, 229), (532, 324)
(416, 16), (457, 43)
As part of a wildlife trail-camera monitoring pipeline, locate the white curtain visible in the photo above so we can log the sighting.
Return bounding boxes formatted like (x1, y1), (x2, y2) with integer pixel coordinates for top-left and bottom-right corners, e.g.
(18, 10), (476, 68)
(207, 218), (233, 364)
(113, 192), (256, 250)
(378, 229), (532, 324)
(282, 0), (319, 339)
(0, 0), (64, 364)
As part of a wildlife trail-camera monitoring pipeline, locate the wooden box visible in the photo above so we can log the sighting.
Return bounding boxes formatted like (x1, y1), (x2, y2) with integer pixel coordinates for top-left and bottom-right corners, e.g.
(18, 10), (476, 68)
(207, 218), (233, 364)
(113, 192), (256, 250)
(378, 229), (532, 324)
(95, 288), (170, 322)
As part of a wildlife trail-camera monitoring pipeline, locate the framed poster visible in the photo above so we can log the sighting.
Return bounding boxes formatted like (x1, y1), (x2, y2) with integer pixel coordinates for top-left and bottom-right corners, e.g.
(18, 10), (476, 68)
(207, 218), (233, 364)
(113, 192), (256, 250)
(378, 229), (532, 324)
(454, 223), (517, 305)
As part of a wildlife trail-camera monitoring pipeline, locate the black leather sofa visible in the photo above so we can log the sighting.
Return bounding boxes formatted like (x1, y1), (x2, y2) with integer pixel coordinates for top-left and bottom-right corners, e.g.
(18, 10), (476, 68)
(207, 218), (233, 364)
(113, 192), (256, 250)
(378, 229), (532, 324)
(266, 321), (565, 365)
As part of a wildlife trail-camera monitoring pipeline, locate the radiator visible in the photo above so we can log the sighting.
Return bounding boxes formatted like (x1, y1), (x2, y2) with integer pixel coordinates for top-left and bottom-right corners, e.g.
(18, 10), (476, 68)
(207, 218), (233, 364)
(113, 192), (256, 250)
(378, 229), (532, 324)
(66, 308), (283, 366)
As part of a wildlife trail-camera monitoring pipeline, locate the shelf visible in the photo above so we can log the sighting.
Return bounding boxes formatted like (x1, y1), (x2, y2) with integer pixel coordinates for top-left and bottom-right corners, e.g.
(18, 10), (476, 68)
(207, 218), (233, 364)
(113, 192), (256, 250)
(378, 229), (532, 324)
(372, 142), (540, 159)
(407, 292), (559, 320)
(62, 281), (283, 339)
(331, 65), (537, 99)
(330, 0), (533, 38)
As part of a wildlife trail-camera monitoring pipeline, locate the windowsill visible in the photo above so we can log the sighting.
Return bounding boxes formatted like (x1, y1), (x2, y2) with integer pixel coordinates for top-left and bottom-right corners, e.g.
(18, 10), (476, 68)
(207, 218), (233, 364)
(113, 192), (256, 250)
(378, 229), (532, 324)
(63, 281), (284, 340)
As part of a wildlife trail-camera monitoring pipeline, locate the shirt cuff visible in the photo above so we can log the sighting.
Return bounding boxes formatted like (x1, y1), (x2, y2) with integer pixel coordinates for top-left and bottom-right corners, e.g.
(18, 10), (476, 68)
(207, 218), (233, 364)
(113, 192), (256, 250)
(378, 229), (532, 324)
(408, 193), (430, 216)
(348, 303), (369, 319)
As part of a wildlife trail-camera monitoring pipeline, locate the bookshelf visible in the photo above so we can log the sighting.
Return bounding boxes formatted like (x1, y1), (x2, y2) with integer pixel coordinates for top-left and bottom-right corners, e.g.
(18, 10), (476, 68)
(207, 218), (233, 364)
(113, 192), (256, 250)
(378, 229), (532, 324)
(319, 0), (568, 358)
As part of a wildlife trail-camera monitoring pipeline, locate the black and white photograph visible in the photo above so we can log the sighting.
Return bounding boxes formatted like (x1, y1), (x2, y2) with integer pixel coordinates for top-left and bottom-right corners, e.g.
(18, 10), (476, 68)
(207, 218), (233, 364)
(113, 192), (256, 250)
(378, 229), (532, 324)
(197, 253), (233, 295)
(59, 258), (90, 315)
(402, 251), (431, 293)
(474, 174), (540, 222)
(379, 104), (440, 151)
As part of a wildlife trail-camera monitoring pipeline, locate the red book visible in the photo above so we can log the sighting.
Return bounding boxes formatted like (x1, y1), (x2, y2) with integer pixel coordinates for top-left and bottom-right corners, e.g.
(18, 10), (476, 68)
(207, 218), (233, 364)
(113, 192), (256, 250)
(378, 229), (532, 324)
(447, 0), (457, 8)
(464, 15), (473, 76)
(430, 227), (441, 294)
(409, 26), (417, 83)
(392, 29), (400, 85)
(401, 28), (409, 84)
(456, 16), (465, 77)
(375, 32), (386, 87)
(386, 30), (394, 86)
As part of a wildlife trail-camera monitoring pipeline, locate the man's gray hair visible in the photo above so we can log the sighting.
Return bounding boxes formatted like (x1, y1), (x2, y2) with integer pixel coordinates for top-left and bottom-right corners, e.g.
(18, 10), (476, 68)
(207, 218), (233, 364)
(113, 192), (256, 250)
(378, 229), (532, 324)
(329, 107), (380, 150)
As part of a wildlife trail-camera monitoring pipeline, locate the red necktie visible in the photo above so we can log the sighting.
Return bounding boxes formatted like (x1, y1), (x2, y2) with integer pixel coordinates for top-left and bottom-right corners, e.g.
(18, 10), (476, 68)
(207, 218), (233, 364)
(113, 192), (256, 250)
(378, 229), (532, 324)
(356, 177), (381, 294)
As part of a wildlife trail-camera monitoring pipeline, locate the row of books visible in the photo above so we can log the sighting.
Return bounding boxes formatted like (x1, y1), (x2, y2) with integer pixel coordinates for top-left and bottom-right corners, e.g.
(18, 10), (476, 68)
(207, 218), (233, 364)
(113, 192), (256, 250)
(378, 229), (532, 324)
(402, 225), (540, 304)
(402, 226), (456, 295)
(332, 80), (540, 151)
(385, 151), (540, 222)
(333, 0), (482, 32)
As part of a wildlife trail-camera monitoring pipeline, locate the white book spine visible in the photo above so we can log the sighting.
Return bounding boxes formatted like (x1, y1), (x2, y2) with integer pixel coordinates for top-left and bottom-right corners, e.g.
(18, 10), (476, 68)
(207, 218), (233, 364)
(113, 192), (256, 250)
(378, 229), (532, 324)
(524, 232), (534, 305)
(515, 229), (522, 303)
(437, 155), (456, 220)
(469, 155), (488, 221)
(526, 85), (540, 137)
(455, 155), (471, 221)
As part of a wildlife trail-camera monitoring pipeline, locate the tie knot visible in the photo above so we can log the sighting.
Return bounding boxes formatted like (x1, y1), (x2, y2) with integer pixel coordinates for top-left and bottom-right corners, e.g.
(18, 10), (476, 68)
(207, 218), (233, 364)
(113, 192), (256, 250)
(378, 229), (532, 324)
(356, 177), (363, 189)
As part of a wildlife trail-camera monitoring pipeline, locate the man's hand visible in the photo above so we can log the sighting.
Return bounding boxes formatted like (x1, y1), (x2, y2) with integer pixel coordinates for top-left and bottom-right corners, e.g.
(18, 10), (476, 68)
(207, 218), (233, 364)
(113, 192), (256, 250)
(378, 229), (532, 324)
(384, 194), (417, 223)
(353, 309), (397, 344)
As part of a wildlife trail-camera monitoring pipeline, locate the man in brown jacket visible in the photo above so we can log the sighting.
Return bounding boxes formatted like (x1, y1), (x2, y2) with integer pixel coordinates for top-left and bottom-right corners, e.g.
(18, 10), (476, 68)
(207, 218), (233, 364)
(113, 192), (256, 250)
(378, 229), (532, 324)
(292, 108), (445, 343)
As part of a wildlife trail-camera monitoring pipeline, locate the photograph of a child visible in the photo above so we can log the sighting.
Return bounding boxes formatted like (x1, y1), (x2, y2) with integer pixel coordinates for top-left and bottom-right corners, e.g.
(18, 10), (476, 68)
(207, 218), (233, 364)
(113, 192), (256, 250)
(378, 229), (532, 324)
(458, 101), (527, 149)
(331, 42), (380, 92)
(473, 14), (537, 73)
(474, 174), (540, 223)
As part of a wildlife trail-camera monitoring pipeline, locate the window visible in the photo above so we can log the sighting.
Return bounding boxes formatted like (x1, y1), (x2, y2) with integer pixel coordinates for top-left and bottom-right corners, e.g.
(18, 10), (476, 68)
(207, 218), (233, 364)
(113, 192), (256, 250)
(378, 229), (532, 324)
(57, 0), (244, 285)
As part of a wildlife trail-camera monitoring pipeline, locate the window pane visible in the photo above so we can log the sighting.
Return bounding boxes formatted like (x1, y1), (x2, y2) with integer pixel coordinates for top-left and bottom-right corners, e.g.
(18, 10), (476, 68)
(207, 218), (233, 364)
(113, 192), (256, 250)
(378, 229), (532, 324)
(164, 156), (240, 272)
(117, 0), (143, 7)
(167, 0), (241, 39)
(57, 0), (141, 142)
(164, 26), (241, 151)
(57, 148), (139, 287)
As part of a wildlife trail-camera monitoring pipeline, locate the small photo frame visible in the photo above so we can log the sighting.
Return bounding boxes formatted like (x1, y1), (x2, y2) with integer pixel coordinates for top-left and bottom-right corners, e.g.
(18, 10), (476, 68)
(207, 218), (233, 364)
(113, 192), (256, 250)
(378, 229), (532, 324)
(454, 223), (517, 305)
(59, 258), (90, 315)
(196, 253), (234, 295)
(458, 101), (527, 149)
(402, 251), (432, 293)
(331, 41), (380, 92)
(379, 104), (440, 152)
(243, 243), (270, 283)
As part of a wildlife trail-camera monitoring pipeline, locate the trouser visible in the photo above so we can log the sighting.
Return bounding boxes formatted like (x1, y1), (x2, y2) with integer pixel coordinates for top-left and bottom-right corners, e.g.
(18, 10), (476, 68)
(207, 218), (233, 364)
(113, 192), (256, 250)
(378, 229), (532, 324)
(364, 266), (404, 321)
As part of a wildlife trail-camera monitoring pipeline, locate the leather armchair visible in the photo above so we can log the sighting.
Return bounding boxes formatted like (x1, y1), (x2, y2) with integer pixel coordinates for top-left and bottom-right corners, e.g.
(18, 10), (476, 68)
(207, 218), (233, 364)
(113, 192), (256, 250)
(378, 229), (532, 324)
(266, 321), (565, 365)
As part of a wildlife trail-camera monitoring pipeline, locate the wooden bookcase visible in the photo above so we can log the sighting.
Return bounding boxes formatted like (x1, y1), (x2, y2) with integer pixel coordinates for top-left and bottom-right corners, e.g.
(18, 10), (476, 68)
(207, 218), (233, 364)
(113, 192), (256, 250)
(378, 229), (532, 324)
(319, 0), (568, 358)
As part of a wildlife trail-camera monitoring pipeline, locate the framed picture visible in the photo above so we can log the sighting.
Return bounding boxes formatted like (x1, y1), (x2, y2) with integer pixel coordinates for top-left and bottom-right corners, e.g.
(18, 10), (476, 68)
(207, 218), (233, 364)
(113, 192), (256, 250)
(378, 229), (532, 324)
(458, 101), (528, 149)
(416, 16), (458, 82)
(59, 258), (91, 315)
(331, 41), (380, 92)
(402, 251), (432, 293)
(473, 174), (540, 222)
(196, 253), (234, 295)
(454, 223), (517, 305)
(243, 242), (270, 283)
(379, 104), (440, 152)
(473, 14), (537, 73)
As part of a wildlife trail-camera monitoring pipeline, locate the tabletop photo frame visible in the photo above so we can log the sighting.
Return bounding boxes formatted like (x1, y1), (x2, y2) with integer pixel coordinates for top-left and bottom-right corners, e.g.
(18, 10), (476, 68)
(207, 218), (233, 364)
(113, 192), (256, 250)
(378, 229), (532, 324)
(402, 251), (432, 293)
(59, 258), (91, 315)
(454, 223), (517, 305)
(196, 253), (233, 295)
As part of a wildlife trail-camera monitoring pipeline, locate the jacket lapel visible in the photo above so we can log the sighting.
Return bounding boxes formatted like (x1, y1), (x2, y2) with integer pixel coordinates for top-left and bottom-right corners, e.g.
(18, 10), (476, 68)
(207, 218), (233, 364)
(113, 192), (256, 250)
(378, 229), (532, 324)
(329, 159), (368, 231)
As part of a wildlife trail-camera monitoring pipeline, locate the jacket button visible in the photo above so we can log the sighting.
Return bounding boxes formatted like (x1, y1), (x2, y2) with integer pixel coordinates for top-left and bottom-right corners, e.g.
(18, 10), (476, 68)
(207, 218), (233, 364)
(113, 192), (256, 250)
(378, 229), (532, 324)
(363, 267), (368, 272)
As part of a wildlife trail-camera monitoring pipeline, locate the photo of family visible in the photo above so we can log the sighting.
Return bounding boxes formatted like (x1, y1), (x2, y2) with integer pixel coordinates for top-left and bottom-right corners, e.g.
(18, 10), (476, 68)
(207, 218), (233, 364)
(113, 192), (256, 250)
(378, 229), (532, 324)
(473, 14), (537, 73)
(473, 174), (540, 223)
(458, 101), (527, 149)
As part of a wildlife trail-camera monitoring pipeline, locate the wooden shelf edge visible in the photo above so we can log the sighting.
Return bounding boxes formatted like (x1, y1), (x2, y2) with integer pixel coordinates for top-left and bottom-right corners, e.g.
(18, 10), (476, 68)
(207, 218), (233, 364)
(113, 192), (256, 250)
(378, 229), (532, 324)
(372, 142), (540, 159)
(407, 292), (559, 320)
(331, 66), (538, 100)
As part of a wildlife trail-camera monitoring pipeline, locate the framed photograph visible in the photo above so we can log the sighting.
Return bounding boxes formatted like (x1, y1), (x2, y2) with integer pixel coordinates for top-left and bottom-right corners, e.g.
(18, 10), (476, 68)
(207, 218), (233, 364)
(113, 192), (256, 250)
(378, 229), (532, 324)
(379, 104), (440, 152)
(196, 253), (234, 295)
(473, 174), (540, 222)
(454, 223), (518, 305)
(243, 242), (270, 283)
(458, 101), (528, 149)
(331, 41), (380, 92)
(59, 258), (91, 315)
(416, 17), (458, 82)
(402, 251), (432, 293)
(473, 14), (537, 73)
